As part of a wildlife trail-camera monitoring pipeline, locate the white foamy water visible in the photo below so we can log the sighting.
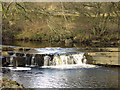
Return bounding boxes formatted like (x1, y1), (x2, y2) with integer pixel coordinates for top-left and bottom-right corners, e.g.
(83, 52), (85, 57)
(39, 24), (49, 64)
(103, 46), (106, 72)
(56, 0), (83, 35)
(2, 67), (31, 71)
(52, 53), (85, 65)
(41, 64), (98, 69)
(3, 47), (96, 69)
(35, 47), (78, 54)
(30, 47), (91, 68)
(42, 52), (97, 69)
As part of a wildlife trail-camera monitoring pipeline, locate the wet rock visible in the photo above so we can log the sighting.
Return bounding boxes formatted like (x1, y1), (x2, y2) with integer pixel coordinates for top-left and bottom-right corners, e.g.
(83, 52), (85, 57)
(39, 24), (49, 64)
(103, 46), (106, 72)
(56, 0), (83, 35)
(47, 54), (54, 61)
(1, 51), (9, 57)
(16, 53), (21, 56)
(85, 51), (119, 66)
(0, 47), (2, 51)
(82, 55), (87, 64)
(7, 51), (14, 55)
(15, 56), (26, 67)
(2, 57), (6, 67)
(13, 57), (17, 68)
(101, 48), (119, 52)
(67, 56), (75, 64)
(1, 56), (10, 67)
(2, 68), (10, 73)
(26, 49), (40, 53)
(6, 57), (10, 65)
(84, 53), (96, 64)
(16, 53), (24, 57)
(20, 53), (24, 57)
(15, 47), (31, 52)
(18, 47), (24, 51)
(2, 47), (14, 51)
(26, 54), (33, 66)
(34, 54), (44, 66)
(24, 48), (31, 51)
(48, 55), (54, 65)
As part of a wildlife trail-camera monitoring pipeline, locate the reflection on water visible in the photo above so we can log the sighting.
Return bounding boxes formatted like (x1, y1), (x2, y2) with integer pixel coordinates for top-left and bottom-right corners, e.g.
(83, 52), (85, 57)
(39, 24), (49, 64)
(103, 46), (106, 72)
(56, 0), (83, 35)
(2, 41), (88, 48)
(3, 66), (119, 88)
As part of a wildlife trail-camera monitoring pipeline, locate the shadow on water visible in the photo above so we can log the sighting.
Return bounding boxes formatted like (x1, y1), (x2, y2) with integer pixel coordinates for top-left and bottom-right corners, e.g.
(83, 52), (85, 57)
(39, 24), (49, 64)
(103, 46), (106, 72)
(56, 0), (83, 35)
(2, 41), (90, 48)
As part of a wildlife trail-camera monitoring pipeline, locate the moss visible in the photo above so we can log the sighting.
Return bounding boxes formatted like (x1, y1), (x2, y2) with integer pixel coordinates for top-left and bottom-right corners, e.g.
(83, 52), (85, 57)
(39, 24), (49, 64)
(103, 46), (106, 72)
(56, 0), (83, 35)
(2, 77), (6, 81)
(1, 51), (9, 57)
(1, 77), (23, 89)
(2, 47), (14, 51)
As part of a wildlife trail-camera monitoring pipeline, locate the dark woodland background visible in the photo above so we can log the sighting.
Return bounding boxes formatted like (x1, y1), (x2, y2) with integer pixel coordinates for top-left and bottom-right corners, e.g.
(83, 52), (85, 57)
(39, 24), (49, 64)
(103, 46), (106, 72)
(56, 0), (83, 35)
(2, 2), (120, 46)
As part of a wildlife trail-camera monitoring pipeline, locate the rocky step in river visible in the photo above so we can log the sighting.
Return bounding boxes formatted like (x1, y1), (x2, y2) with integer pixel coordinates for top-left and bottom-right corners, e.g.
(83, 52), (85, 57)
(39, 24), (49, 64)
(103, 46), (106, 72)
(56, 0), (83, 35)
(1, 52), (88, 67)
(0, 45), (119, 67)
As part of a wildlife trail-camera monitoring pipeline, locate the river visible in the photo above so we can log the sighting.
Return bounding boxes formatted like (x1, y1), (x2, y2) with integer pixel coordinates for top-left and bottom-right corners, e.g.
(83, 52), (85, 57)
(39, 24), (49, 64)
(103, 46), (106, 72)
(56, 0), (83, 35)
(1, 41), (120, 88)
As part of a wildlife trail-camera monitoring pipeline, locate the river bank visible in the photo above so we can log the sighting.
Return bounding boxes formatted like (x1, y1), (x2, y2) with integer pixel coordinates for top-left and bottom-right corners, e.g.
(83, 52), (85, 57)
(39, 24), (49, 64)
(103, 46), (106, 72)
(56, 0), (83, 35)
(0, 77), (23, 88)
(2, 3), (119, 47)
(2, 40), (120, 48)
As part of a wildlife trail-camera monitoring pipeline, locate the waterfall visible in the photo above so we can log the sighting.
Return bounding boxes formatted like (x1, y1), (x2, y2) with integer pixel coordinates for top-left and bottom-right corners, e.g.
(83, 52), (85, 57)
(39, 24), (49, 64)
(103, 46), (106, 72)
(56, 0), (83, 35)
(9, 56), (13, 66)
(44, 56), (51, 66)
(26, 54), (33, 66)
(2, 50), (87, 67)
(52, 53), (86, 66)
(31, 54), (35, 67)
(8, 53), (16, 67)
(9, 54), (16, 66)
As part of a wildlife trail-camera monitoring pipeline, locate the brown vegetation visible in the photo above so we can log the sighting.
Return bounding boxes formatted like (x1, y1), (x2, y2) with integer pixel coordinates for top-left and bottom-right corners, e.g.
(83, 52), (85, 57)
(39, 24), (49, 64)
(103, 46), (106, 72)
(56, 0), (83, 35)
(2, 2), (120, 46)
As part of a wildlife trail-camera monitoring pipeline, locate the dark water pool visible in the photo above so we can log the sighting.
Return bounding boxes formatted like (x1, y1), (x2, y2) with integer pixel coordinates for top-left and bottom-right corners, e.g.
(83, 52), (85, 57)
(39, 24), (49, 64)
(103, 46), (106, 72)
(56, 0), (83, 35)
(2, 66), (119, 88)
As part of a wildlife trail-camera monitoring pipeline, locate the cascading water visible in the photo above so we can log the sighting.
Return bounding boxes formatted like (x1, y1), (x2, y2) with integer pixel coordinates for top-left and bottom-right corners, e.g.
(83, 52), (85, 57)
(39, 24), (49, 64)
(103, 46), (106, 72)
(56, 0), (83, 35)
(31, 54), (36, 67)
(35, 47), (87, 67)
(9, 56), (13, 66)
(51, 53), (86, 66)
(9, 54), (16, 66)
(2, 47), (88, 68)
(44, 56), (51, 66)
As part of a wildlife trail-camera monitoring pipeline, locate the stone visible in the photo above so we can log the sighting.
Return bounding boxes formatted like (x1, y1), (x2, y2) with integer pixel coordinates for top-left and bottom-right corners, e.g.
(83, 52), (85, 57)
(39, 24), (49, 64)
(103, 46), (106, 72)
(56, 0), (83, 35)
(1, 51), (9, 57)
(15, 56), (26, 67)
(26, 54), (33, 66)
(34, 54), (44, 66)
(7, 51), (14, 55)
(2, 47), (14, 51)
(86, 51), (119, 66)
(2, 56), (6, 67)
(24, 48), (31, 51)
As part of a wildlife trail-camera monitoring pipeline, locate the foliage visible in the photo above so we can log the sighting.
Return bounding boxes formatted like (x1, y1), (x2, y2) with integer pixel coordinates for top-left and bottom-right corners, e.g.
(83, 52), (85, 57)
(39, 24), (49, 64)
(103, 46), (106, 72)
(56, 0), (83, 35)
(2, 2), (120, 44)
